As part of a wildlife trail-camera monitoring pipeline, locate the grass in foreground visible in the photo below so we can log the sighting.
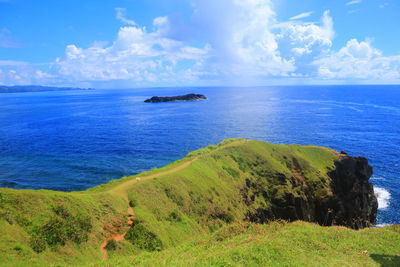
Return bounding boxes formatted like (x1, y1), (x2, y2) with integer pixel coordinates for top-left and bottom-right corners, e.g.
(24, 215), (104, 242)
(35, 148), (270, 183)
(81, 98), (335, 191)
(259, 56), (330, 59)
(98, 221), (400, 267)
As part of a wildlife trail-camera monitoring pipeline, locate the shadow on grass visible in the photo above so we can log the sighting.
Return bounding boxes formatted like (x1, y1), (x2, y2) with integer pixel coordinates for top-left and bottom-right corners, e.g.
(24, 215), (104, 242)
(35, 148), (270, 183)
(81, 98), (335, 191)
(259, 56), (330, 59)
(370, 254), (400, 266)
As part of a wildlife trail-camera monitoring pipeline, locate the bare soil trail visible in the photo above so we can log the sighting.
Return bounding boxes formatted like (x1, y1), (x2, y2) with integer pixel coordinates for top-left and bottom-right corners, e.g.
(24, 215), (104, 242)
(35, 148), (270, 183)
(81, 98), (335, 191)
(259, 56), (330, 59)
(107, 139), (247, 200)
(99, 158), (197, 259)
(108, 158), (198, 200)
(99, 139), (248, 260)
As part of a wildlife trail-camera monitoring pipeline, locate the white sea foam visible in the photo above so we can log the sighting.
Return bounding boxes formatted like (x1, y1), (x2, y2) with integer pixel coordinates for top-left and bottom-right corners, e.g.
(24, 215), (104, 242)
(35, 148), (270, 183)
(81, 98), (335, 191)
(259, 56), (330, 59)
(370, 177), (385, 180)
(374, 187), (391, 210)
(376, 223), (391, 228)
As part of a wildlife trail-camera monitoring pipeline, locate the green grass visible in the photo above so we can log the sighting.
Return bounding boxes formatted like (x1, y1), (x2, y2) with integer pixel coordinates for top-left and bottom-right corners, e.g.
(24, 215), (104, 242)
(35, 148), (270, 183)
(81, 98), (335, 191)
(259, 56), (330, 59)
(101, 221), (400, 267)
(0, 138), (398, 266)
(0, 188), (128, 266)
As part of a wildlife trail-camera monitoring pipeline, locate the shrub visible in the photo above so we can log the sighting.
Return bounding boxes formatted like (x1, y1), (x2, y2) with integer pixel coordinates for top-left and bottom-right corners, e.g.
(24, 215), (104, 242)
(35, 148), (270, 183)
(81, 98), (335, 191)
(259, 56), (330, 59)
(210, 207), (235, 223)
(129, 199), (138, 208)
(125, 223), (163, 252)
(167, 211), (182, 222)
(188, 191), (203, 204)
(40, 217), (68, 246)
(194, 205), (207, 216)
(29, 234), (47, 253)
(29, 206), (92, 253)
(164, 188), (184, 206)
(53, 205), (71, 219)
(0, 212), (13, 225)
(69, 215), (92, 243)
(105, 239), (117, 251)
(213, 224), (249, 242)
(206, 145), (218, 151)
(231, 156), (248, 171)
(222, 166), (240, 178)
(13, 246), (22, 251)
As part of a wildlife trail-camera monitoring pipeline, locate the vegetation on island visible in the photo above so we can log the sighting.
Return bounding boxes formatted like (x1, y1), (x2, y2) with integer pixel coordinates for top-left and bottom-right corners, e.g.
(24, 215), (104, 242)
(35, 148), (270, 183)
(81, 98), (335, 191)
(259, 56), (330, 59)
(0, 138), (398, 266)
(144, 93), (207, 102)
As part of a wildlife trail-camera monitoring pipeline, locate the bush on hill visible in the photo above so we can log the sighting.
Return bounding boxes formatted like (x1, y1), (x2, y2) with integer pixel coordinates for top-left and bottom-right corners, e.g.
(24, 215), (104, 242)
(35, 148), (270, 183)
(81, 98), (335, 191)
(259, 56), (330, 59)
(125, 222), (163, 252)
(29, 205), (92, 253)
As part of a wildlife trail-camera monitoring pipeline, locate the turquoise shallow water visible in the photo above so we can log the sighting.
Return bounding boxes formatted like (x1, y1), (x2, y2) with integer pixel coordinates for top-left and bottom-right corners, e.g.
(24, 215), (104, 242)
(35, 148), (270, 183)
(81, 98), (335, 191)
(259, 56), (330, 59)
(0, 85), (399, 224)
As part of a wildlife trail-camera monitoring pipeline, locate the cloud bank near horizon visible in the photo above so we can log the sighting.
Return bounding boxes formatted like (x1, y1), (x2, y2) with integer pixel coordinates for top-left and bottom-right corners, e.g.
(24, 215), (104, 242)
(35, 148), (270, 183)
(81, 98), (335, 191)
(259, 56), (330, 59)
(0, 0), (399, 87)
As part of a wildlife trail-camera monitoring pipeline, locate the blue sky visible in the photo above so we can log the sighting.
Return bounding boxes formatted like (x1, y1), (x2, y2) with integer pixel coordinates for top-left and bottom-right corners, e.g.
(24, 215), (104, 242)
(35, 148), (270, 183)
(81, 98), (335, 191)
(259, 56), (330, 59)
(0, 0), (399, 87)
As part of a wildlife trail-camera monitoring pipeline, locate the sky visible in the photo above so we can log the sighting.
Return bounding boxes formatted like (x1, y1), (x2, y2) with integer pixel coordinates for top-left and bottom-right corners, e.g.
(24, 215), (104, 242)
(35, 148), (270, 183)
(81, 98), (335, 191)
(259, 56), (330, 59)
(0, 0), (399, 88)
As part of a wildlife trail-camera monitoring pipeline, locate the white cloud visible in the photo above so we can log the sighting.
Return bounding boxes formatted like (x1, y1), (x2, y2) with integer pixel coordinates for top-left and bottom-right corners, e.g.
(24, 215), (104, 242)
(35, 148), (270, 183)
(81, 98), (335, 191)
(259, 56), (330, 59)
(276, 11), (334, 76)
(115, 8), (136, 26)
(346, 0), (362, 6)
(0, 67), (37, 85)
(289, 11), (313, 20)
(54, 0), (297, 85)
(1, 2), (400, 86)
(7, 70), (21, 82)
(34, 70), (54, 80)
(315, 39), (400, 80)
(51, 17), (210, 85)
(190, 0), (294, 80)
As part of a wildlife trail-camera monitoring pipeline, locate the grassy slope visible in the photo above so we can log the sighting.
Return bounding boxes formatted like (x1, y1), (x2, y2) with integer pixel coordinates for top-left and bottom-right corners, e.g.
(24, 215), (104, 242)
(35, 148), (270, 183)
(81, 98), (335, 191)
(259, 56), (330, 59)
(103, 222), (400, 267)
(0, 138), (398, 266)
(0, 188), (127, 266)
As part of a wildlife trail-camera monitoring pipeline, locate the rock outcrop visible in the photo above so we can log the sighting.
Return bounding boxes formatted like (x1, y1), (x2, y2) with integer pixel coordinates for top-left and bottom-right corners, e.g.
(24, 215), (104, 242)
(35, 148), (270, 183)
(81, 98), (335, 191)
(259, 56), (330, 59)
(144, 93), (207, 103)
(325, 155), (378, 228)
(244, 153), (378, 229)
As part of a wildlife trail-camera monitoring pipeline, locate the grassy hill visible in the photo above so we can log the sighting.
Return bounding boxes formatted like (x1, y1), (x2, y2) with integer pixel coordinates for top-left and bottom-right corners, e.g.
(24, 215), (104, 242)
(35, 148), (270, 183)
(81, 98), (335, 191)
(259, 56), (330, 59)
(0, 139), (398, 266)
(103, 221), (400, 267)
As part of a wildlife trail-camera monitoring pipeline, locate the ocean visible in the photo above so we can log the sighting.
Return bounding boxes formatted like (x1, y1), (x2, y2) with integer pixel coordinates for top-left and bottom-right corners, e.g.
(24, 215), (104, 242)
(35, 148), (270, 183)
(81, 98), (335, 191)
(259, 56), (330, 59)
(0, 85), (398, 225)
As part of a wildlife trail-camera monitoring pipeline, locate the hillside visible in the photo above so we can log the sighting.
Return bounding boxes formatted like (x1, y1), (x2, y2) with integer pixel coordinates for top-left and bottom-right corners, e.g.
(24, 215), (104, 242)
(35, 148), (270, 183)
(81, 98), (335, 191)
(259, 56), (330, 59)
(0, 139), (398, 266)
(102, 221), (400, 267)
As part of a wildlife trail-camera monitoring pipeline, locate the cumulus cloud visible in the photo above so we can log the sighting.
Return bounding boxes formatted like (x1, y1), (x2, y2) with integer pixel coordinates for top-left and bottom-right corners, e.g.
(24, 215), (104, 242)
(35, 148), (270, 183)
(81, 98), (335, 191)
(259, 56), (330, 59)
(190, 0), (294, 80)
(275, 11), (334, 76)
(1, 1), (399, 86)
(46, 0), (297, 85)
(0, 67), (45, 85)
(51, 17), (210, 85)
(315, 39), (400, 80)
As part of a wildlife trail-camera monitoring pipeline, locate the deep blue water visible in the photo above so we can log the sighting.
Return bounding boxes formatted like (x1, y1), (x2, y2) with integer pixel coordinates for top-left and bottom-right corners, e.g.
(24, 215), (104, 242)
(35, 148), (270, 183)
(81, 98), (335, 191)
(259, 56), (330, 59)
(0, 85), (399, 224)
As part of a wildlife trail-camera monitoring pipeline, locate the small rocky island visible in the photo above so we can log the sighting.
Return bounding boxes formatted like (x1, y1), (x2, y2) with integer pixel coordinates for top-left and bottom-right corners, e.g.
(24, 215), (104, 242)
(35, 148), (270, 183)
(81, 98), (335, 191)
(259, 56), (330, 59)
(144, 93), (207, 103)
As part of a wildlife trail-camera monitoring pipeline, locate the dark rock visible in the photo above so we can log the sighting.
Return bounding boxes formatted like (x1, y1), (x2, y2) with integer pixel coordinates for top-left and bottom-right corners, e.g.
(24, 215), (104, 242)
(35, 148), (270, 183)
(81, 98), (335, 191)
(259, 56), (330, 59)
(244, 155), (378, 229)
(144, 94), (207, 103)
(325, 156), (378, 229)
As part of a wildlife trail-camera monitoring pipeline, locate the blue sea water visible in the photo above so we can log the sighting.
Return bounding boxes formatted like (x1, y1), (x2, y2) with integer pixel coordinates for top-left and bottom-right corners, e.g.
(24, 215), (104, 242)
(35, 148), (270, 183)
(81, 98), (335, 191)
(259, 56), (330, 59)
(0, 85), (399, 225)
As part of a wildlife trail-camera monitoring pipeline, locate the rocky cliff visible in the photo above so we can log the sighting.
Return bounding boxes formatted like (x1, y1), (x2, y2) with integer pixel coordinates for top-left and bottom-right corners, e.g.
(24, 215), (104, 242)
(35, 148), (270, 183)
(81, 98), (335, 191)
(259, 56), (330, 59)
(326, 155), (378, 228)
(244, 151), (378, 229)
